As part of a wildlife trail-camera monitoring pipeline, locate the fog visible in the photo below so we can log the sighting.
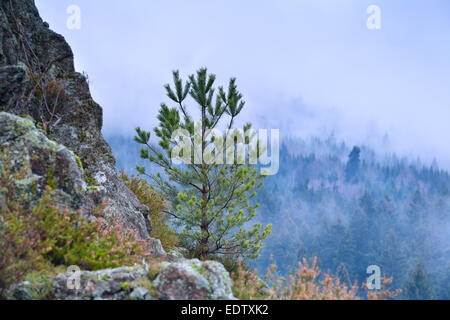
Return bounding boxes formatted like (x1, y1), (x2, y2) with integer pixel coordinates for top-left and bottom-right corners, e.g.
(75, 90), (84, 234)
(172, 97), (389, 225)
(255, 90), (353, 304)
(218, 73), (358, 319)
(35, 0), (450, 168)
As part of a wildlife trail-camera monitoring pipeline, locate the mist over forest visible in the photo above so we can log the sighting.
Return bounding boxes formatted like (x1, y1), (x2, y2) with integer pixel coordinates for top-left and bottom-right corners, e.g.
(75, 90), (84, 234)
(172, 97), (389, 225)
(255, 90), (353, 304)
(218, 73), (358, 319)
(107, 133), (450, 299)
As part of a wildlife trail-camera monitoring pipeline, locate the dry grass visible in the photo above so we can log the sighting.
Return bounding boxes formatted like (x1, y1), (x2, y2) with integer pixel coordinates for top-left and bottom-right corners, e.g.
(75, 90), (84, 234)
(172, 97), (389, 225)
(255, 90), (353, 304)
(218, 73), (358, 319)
(121, 171), (179, 250)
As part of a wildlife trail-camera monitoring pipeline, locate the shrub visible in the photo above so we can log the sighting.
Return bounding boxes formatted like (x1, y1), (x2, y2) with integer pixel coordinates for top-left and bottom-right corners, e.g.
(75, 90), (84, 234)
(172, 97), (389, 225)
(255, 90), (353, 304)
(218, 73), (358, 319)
(0, 159), (44, 295)
(232, 257), (400, 300)
(0, 162), (153, 294)
(121, 171), (179, 250)
(16, 266), (68, 300)
(29, 191), (150, 270)
(23, 189), (149, 270)
(231, 260), (268, 300)
(0, 204), (44, 296)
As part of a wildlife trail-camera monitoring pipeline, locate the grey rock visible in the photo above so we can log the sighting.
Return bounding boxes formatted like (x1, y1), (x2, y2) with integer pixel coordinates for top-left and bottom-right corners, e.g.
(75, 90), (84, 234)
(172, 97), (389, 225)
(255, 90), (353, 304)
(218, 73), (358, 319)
(147, 238), (166, 259)
(7, 260), (235, 300)
(129, 287), (154, 300)
(165, 247), (188, 262)
(9, 281), (35, 300)
(154, 259), (235, 300)
(0, 112), (85, 210)
(51, 266), (147, 300)
(0, 0), (150, 238)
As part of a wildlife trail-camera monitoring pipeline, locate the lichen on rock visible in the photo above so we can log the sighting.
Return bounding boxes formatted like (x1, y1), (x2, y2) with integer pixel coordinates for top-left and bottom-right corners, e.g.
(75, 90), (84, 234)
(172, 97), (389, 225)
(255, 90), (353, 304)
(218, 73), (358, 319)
(50, 266), (150, 300)
(0, 111), (86, 210)
(154, 259), (235, 300)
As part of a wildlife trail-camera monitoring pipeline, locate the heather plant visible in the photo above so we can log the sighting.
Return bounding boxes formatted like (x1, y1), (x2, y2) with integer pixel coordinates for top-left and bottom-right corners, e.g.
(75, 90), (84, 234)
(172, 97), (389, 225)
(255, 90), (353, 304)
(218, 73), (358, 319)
(0, 158), (44, 295)
(231, 260), (268, 300)
(30, 190), (150, 270)
(120, 171), (179, 250)
(0, 162), (153, 294)
(14, 266), (68, 300)
(265, 257), (360, 300)
(22, 188), (150, 270)
(0, 203), (44, 296)
(232, 257), (400, 300)
(363, 276), (402, 300)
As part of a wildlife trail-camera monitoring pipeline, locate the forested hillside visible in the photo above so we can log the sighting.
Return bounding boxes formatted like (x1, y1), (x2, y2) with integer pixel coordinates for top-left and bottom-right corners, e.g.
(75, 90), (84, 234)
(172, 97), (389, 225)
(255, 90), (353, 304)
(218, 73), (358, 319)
(107, 134), (450, 299)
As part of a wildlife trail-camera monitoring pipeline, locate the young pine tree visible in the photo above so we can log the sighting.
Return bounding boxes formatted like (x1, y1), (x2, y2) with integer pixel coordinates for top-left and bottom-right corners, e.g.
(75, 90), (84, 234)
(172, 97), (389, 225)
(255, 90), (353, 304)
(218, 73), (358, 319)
(135, 68), (271, 260)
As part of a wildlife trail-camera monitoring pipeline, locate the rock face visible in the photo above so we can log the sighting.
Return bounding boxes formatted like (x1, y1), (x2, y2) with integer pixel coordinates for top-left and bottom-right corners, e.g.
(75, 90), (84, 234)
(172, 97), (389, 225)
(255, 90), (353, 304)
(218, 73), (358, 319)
(0, 111), (150, 239)
(51, 266), (151, 300)
(155, 260), (235, 300)
(0, 114), (235, 300)
(0, 1), (236, 301)
(0, 112), (85, 210)
(0, 0), (150, 238)
(7, 260), (235, 300)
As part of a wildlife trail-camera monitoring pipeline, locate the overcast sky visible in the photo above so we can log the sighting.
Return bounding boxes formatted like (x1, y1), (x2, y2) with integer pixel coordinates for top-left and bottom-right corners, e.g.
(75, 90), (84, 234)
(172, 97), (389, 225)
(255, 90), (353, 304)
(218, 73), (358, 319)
(35, 0), (450, 167)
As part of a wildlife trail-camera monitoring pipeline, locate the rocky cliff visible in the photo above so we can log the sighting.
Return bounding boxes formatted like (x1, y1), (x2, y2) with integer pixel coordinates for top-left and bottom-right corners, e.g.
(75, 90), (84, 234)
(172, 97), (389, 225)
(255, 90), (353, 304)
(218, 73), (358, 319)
(0, 0), (235, 300)
(0, 0), (150, 238)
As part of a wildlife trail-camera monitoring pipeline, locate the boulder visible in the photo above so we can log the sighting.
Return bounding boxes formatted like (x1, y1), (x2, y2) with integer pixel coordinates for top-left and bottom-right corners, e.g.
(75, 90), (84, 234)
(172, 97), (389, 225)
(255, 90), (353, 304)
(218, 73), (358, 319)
(0, 112), (85, 210)
(0, 0), (151, 239)
(51, 266), (150, 300)
(154, 259), (235, 300)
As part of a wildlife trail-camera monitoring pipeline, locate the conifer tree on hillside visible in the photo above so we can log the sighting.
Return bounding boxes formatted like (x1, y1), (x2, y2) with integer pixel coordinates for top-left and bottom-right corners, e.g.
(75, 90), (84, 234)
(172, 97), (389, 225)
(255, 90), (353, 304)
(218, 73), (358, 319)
(345, 146), (361, 183)
(336, 263), (352, 288)
(404, 263), (435, 300)
(348, 207), (371, 275)
(406, 189), (425, 222)
(135, 68), (271, 260)
(379, 230), (407, 288)
(359, 192), (376, 217)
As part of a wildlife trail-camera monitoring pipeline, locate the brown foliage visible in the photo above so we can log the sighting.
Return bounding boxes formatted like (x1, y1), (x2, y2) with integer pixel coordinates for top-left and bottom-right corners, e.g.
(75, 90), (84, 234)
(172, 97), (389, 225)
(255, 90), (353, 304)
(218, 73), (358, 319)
(232, 256), (401, 300)
(121, 171), (179, 250)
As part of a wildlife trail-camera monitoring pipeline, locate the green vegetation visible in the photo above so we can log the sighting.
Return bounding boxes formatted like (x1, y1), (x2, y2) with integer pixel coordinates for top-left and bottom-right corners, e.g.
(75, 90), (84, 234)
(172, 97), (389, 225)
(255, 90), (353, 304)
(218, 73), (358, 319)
(120, 171), (179, 250)
(404, 263), (436, 300)
(46, 167), (57, 189)
(19, 266), (68, 300)
(72, 152), (83, 170)
(0, 164), (151, 296)
(78, 132), (87, 143)
(135, 68), (271, 260)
